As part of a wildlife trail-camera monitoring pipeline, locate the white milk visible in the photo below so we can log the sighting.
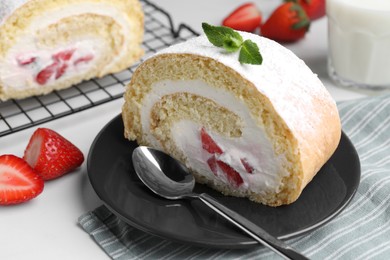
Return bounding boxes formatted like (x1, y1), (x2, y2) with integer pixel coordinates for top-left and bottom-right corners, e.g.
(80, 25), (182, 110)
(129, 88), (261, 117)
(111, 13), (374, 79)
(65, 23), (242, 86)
(327, 0), (390, 89)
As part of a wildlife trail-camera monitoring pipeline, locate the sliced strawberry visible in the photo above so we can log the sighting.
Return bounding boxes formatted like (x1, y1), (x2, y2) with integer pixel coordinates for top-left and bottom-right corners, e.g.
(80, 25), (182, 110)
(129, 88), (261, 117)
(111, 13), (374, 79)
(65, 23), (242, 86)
(53, 49), (75, 61)
(207, 155), (218, 176)
(36, 62), (58, 85)
(222, 3), (262, 32)
(74, 54), (94, 65)
(0, 155), (44, 205)
(241, 158), (254, 173)
(23, 128), (84, 181)
(216, 160), (244, 187)
(17, 56), (36, 66)
(55, 63), (68, 79)
(200, 127), (223, 155)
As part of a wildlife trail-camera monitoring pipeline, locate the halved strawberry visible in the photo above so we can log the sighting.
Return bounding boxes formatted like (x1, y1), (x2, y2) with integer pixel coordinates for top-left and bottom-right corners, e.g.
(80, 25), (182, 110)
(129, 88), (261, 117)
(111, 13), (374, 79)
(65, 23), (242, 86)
(23, 128), (84, 181)
(200, 127), (223, 155)
(216, 160), (244, 187)
(0, 155), (44, 205)
(222, 3), (262, 32)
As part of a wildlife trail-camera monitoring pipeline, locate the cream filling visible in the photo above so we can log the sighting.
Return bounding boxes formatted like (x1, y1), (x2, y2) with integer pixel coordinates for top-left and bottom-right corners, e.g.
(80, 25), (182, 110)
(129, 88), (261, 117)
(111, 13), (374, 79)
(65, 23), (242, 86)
(141, 79), (289, 194)
(0, 40), (103, 89)
(0, 3), (131, 90)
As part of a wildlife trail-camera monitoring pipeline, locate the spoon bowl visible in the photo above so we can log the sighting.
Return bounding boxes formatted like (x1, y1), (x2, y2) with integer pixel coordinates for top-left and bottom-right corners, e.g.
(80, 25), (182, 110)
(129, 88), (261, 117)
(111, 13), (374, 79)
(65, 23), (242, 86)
(132, 146), (195, 199)
(132, 146), (308, 260)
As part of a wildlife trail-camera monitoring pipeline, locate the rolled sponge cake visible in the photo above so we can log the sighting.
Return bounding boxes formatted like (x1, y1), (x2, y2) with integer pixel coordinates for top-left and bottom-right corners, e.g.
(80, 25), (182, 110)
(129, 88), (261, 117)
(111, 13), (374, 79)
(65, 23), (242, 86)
(122, 32), (341, 206)
(0, 0), (143, 101)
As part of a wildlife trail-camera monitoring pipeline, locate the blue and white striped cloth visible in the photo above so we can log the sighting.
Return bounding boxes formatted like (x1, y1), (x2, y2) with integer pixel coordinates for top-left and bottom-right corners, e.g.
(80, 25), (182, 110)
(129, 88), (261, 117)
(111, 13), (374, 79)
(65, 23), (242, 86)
(79, 93), (390, 260)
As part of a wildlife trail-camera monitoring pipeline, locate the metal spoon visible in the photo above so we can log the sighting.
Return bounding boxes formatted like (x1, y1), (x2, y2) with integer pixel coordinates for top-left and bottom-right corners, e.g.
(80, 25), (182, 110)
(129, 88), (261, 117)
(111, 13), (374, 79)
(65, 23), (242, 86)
(132, 146), (308, 260)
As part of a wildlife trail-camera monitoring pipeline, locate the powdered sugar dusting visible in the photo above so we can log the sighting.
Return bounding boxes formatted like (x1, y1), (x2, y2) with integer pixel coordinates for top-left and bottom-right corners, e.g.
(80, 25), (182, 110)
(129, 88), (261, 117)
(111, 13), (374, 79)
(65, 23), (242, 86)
(158, 32), (336, 138)
(0, 0), (28, 25)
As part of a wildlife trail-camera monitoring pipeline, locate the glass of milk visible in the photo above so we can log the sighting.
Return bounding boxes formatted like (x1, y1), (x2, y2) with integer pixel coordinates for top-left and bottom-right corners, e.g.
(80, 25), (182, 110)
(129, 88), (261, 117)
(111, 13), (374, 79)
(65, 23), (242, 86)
(327, 0), (390, 89)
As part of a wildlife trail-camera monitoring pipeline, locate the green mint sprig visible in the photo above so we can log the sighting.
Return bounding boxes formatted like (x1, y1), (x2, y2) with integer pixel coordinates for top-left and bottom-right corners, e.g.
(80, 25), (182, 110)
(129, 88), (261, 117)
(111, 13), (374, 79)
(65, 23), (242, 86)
(202, 23), (263, 65)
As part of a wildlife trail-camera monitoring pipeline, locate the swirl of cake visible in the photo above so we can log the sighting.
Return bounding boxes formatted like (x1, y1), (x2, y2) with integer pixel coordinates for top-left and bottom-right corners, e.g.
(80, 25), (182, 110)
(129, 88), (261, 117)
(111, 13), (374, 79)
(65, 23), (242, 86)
(122, 32), (341, 206)
(0, 0), (143, 101)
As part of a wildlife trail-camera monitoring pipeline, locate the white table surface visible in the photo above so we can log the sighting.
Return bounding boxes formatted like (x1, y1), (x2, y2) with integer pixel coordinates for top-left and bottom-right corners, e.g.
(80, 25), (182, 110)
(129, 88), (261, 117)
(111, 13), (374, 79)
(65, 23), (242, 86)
(0, 1), (386, 259)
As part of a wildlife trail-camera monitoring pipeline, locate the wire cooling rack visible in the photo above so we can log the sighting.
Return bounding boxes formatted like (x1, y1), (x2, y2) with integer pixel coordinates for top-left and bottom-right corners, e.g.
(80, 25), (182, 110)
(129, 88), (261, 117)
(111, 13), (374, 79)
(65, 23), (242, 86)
(0, 0), (199, 137)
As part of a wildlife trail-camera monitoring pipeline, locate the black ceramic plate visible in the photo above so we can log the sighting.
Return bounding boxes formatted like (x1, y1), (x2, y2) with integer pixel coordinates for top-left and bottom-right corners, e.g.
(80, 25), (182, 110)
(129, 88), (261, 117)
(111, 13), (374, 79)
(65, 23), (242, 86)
(87, 114), (361, 248)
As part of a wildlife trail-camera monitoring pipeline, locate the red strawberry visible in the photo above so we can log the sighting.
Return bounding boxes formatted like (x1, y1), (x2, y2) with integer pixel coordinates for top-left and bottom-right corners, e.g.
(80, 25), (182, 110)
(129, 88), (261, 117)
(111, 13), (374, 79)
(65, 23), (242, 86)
(240, 158), (254, 173)
(261, 2), (310, 42)
(36, 62), (58, 85)
(222, 3), (262, 32)
(0, 155), (44, 205)
(216, 160), (244, 187)
(200, 127), (223, 155)
(207, 155), (218, 175)
(285, 0), (325, 20)
(23, 128), (84, 180)
(17, 56), (36, 66)
(55, 63), (68, 79)
(53, 49), (75, 61)
(74, 54), (94, 65)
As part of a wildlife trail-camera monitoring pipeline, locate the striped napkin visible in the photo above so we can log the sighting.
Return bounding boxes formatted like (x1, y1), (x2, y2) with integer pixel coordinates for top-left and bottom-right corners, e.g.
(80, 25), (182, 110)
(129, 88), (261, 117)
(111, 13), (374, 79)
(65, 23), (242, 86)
(79, 93), (390, 260)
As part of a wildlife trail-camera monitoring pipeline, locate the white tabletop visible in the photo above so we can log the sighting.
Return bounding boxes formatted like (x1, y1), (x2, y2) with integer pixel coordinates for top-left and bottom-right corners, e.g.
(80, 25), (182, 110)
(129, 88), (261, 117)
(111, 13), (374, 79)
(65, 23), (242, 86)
(0, 1), (382, 259)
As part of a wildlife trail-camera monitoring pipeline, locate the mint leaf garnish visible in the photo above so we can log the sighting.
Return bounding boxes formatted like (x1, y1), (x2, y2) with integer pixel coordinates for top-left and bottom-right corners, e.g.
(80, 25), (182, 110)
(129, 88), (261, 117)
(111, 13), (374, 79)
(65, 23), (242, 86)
(222, 35), (242, 52)
(202, 23), (262, 65)
(239, 40), (263, 65)
(202, 23), (242, 47)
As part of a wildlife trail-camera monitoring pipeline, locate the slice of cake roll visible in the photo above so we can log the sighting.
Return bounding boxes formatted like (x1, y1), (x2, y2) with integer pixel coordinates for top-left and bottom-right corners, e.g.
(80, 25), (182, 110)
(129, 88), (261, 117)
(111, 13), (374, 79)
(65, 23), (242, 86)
(122, 31), (341, 206)
(0, 0), (143, 101)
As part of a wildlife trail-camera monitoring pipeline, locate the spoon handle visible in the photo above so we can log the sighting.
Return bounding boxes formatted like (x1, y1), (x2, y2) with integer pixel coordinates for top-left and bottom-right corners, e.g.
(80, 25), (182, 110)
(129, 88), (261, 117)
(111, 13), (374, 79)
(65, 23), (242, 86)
(198, 193), (309, 260)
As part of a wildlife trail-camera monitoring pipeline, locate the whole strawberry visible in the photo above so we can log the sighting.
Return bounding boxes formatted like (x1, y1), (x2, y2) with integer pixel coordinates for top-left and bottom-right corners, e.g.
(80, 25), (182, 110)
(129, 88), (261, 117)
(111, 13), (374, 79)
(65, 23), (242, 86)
(261, 2), (310, 42)
(23, 128), (84, 180)
(0, 154), (44, 205)
(285, 0), (325, 20)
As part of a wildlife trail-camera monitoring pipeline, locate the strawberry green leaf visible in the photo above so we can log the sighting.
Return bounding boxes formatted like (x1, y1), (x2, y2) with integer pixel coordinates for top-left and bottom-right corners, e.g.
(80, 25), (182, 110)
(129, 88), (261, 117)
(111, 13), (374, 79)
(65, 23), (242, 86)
(292, 19), (310, 31)
(284, 0), (311, 3)
(289, 3), (310, 31)
(239, 39), (263, 65)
